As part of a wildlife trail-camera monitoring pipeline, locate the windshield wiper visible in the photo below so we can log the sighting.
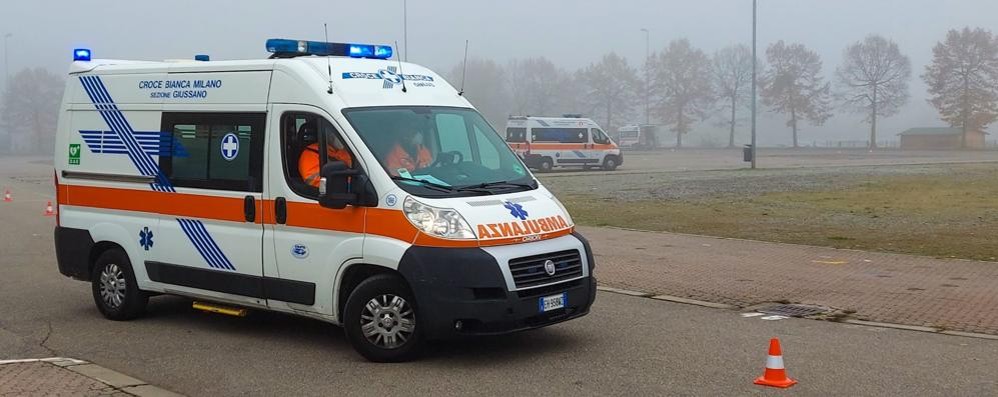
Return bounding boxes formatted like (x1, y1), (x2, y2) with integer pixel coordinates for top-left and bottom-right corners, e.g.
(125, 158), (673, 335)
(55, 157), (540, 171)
(461, 180), (537, 190)
(391, 175), (455, 192)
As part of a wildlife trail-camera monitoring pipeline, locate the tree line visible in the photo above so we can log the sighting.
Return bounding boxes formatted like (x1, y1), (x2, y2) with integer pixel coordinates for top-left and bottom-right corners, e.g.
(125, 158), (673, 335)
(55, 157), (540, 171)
(452, 27), (998, 149)
(2, 27), (996, 153)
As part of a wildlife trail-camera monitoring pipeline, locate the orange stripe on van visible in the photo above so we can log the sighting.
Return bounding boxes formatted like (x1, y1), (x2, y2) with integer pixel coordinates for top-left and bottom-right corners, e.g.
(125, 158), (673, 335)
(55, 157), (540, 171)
(519, 143), (618, 151)
(62, 184), (252, 223)
(58, 184), (573, 248)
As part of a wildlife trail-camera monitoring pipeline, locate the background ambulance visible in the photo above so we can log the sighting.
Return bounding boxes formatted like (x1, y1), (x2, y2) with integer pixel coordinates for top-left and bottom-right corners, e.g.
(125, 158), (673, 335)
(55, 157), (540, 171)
(504, 115), (622, 172)
(52, 40), (596, 362)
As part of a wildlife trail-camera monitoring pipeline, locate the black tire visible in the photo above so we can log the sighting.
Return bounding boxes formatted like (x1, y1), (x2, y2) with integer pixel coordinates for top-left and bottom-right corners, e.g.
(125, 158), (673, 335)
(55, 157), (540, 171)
(343, 274), (423, 362)
(538, 158), (554, 173)
(91, 248), (148, 321)
(602, 156), (619, 171)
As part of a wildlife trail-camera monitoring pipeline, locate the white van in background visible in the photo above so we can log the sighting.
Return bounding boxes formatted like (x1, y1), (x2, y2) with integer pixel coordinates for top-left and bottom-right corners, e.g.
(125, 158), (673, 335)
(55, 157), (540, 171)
(504, 116), (622, 172)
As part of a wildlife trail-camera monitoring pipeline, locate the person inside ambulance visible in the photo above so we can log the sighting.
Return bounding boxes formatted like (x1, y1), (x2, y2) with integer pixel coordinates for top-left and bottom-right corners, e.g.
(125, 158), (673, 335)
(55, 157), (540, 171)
(385, 126), (433, 176)
(298, 121), (353, 187)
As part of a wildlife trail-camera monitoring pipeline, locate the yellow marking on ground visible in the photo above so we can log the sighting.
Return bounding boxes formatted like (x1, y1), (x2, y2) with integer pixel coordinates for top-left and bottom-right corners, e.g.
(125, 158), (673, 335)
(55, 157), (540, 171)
(812, 260), (848, 265)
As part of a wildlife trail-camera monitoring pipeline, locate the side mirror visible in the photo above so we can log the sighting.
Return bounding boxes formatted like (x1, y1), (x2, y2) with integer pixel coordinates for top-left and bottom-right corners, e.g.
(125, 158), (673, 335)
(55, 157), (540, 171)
(318, 161), (360, 210)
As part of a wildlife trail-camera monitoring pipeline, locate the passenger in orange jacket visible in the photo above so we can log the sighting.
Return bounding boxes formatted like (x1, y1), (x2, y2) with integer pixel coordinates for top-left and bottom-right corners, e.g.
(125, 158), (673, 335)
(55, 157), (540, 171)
(385, 128), (432, 176)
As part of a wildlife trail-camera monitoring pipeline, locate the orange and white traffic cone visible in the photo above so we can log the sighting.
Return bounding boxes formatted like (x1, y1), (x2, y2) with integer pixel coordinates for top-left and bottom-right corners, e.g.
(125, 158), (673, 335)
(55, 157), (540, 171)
(754, 338), (797, 388)
(2, 189), (11, 202)
(44, 201), (56, 216)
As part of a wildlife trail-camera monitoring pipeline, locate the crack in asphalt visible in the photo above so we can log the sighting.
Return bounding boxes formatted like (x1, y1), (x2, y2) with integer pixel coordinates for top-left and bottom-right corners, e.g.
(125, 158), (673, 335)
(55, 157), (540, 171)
(37, 321), (56, 356)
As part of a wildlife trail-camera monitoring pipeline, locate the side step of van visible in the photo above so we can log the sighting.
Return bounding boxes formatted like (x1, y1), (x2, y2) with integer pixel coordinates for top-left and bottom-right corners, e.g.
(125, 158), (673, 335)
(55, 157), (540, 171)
(192, 301), (249, 317)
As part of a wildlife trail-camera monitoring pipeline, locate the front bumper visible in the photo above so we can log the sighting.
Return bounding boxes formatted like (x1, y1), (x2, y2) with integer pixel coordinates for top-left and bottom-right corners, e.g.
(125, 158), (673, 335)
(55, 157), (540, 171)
(398, 232), (597, 339)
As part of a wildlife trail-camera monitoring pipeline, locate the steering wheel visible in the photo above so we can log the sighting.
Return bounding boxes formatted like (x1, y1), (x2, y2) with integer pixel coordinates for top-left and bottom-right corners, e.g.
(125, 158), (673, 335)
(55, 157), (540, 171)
(431, 151), (463, 168)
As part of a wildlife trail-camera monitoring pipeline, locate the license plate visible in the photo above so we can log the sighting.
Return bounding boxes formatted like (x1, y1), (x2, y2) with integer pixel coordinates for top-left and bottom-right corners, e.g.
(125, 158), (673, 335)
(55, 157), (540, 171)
(538, 293), (567, 313)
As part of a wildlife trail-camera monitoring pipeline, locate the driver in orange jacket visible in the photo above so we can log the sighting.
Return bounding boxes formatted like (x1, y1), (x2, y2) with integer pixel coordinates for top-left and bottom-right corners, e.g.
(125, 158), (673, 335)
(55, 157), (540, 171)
(298, 122), (353, 188)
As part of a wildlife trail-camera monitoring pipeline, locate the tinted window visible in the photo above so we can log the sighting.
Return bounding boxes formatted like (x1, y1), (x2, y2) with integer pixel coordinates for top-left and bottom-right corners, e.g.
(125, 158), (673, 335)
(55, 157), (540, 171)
(159, 113), (265, 192)
(532, 128), (588, 143)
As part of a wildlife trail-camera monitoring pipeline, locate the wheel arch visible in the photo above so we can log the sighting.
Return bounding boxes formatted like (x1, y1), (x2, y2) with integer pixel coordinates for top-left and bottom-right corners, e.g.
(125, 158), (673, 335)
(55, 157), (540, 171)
(335, 263), (406, 321)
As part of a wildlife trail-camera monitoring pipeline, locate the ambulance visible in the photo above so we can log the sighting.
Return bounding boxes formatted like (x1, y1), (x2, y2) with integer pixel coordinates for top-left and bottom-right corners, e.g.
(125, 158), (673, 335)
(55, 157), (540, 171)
(504, 115), (622, 172)
(52, 40), (596, 362)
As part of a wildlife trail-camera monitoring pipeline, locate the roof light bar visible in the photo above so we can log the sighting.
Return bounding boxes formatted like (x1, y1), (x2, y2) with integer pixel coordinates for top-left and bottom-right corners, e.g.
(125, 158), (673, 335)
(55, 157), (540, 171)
(265, 39), (392, 59)
(73, 48), (92, 62)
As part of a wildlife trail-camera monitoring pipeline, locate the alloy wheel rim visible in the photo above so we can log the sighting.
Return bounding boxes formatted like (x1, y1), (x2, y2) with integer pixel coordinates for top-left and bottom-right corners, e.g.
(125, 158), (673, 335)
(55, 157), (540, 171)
(98, 264), (126, 309)
(360, 294), (415, 349)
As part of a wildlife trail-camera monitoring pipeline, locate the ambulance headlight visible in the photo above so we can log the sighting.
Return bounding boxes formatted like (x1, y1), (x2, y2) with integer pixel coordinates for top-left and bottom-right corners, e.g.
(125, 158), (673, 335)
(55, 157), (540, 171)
(403, 197), (476, 239)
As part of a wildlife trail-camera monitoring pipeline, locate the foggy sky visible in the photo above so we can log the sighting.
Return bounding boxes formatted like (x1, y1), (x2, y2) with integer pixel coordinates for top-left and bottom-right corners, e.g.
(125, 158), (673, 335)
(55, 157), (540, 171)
(3, 0), (997, 145)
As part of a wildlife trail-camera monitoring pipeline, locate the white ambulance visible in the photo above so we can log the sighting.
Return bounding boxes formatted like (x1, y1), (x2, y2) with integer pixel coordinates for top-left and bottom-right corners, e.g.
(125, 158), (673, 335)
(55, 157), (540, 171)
(53, 40), (595, 362)
(504, 116), (622, 172)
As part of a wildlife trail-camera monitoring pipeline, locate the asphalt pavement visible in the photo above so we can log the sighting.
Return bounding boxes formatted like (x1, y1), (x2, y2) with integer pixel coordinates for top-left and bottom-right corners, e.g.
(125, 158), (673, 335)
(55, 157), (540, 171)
(2, 156), (998, 396)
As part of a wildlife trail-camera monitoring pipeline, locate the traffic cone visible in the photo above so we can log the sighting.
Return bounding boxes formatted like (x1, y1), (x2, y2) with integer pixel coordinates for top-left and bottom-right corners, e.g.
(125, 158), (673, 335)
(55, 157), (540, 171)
(2, 189), (10, 202)
(44, 201), (55, 216)
(754, 338), (797, 388)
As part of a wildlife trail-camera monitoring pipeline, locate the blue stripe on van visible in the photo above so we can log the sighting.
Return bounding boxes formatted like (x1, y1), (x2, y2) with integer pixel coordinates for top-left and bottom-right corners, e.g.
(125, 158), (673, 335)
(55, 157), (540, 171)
(78, 76), (236, 272)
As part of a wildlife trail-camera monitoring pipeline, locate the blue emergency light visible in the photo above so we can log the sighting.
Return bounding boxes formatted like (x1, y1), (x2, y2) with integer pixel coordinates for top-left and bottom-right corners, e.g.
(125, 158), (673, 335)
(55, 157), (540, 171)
(194, 54), (210, 61)
(73, 48), (92, 62)
(265, 39), (392, 59)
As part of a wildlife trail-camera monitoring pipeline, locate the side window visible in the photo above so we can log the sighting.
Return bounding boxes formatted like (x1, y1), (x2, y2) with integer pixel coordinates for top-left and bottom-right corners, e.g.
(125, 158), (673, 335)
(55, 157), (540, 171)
(592, 128), (610, 144)
(473, 125), (501, 169)
(280, 112), (354, 199)
(160, 113), (265, 192)
(505, 127), (526, 143)
(533, 128), (588, 143)
(435, 113), (472, 159)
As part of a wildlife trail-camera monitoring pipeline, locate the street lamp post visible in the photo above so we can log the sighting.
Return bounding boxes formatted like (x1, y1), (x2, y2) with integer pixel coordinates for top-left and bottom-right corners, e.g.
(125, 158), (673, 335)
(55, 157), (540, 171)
(750, 0), (758, 169)
(640, 28), (649, 126)
(3, 33), (11, 93)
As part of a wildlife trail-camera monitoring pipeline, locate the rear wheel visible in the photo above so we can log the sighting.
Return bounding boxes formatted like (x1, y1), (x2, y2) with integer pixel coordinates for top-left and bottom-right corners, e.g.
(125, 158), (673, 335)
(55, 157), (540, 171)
(343, 274), (423, 362)
(91, 248), (148, 321)
(538, 158), (554, 173)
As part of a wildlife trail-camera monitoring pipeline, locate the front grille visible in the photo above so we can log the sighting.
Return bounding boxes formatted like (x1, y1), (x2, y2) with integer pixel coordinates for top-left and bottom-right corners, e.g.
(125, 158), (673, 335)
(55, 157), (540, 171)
(508, 249), (583, 289)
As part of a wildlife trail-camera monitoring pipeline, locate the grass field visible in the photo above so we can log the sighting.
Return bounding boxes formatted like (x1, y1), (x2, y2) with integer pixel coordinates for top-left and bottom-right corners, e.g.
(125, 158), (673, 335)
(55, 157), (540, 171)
(552, 163), (998, 262)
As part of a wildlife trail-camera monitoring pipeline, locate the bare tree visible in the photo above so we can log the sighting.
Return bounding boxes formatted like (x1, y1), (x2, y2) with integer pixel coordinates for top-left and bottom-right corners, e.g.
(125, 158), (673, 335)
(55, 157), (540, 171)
(836, 35), (911, 149)
(1, 68), (63, 154)
(923, 27), (998, 148)
(448, 57), (512, 128)
(578, 52), (639, 132)
(505, 57), (564, 116)
(651, 39), (714, 148)
(760, 41), (832, 148)
(712, 44), (754, 148)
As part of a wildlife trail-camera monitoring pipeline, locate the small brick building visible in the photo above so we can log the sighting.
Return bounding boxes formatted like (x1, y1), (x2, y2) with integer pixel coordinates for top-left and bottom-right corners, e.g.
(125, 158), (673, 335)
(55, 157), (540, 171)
(898, 127), (987, 150)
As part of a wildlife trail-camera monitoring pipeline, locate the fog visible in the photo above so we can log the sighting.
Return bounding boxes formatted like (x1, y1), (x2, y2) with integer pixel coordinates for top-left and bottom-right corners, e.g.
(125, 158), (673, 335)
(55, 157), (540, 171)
(3, 0), (998, 146)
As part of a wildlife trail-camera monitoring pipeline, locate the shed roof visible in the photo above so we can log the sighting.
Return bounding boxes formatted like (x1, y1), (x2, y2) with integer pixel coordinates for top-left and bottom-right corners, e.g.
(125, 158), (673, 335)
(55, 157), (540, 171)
(898, 127), (963, 136)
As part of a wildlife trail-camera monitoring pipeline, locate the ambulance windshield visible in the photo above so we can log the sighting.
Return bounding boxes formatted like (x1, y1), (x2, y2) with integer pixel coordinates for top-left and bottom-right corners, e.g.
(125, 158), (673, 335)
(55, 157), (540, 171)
(343, 106), (536, 197)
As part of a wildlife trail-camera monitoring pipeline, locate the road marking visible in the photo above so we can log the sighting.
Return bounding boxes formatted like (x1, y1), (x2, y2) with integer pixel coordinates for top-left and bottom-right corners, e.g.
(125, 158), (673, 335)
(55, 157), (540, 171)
(812, 260), (848, 265)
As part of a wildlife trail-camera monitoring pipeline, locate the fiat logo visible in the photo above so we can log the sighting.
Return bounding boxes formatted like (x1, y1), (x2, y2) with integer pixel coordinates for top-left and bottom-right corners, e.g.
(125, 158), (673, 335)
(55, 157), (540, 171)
(543, 260), (556, 276)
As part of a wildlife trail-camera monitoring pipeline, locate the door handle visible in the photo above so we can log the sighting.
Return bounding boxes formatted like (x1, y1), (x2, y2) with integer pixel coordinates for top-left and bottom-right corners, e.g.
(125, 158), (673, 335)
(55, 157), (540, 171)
(275, 197), (287, 225)
(244, 196), (256, 222)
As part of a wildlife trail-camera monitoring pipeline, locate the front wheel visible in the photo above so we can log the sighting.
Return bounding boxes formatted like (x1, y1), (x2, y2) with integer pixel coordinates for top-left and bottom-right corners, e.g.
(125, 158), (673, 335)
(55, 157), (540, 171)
(602, 156), (619, 171)
(343, 274), (423, 362)
(91, 248), (148, 321)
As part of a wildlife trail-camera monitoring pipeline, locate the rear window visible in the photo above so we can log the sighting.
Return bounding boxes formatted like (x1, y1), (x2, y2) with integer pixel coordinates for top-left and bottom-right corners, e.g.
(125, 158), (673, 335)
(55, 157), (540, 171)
(506, 127), (527, 142)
